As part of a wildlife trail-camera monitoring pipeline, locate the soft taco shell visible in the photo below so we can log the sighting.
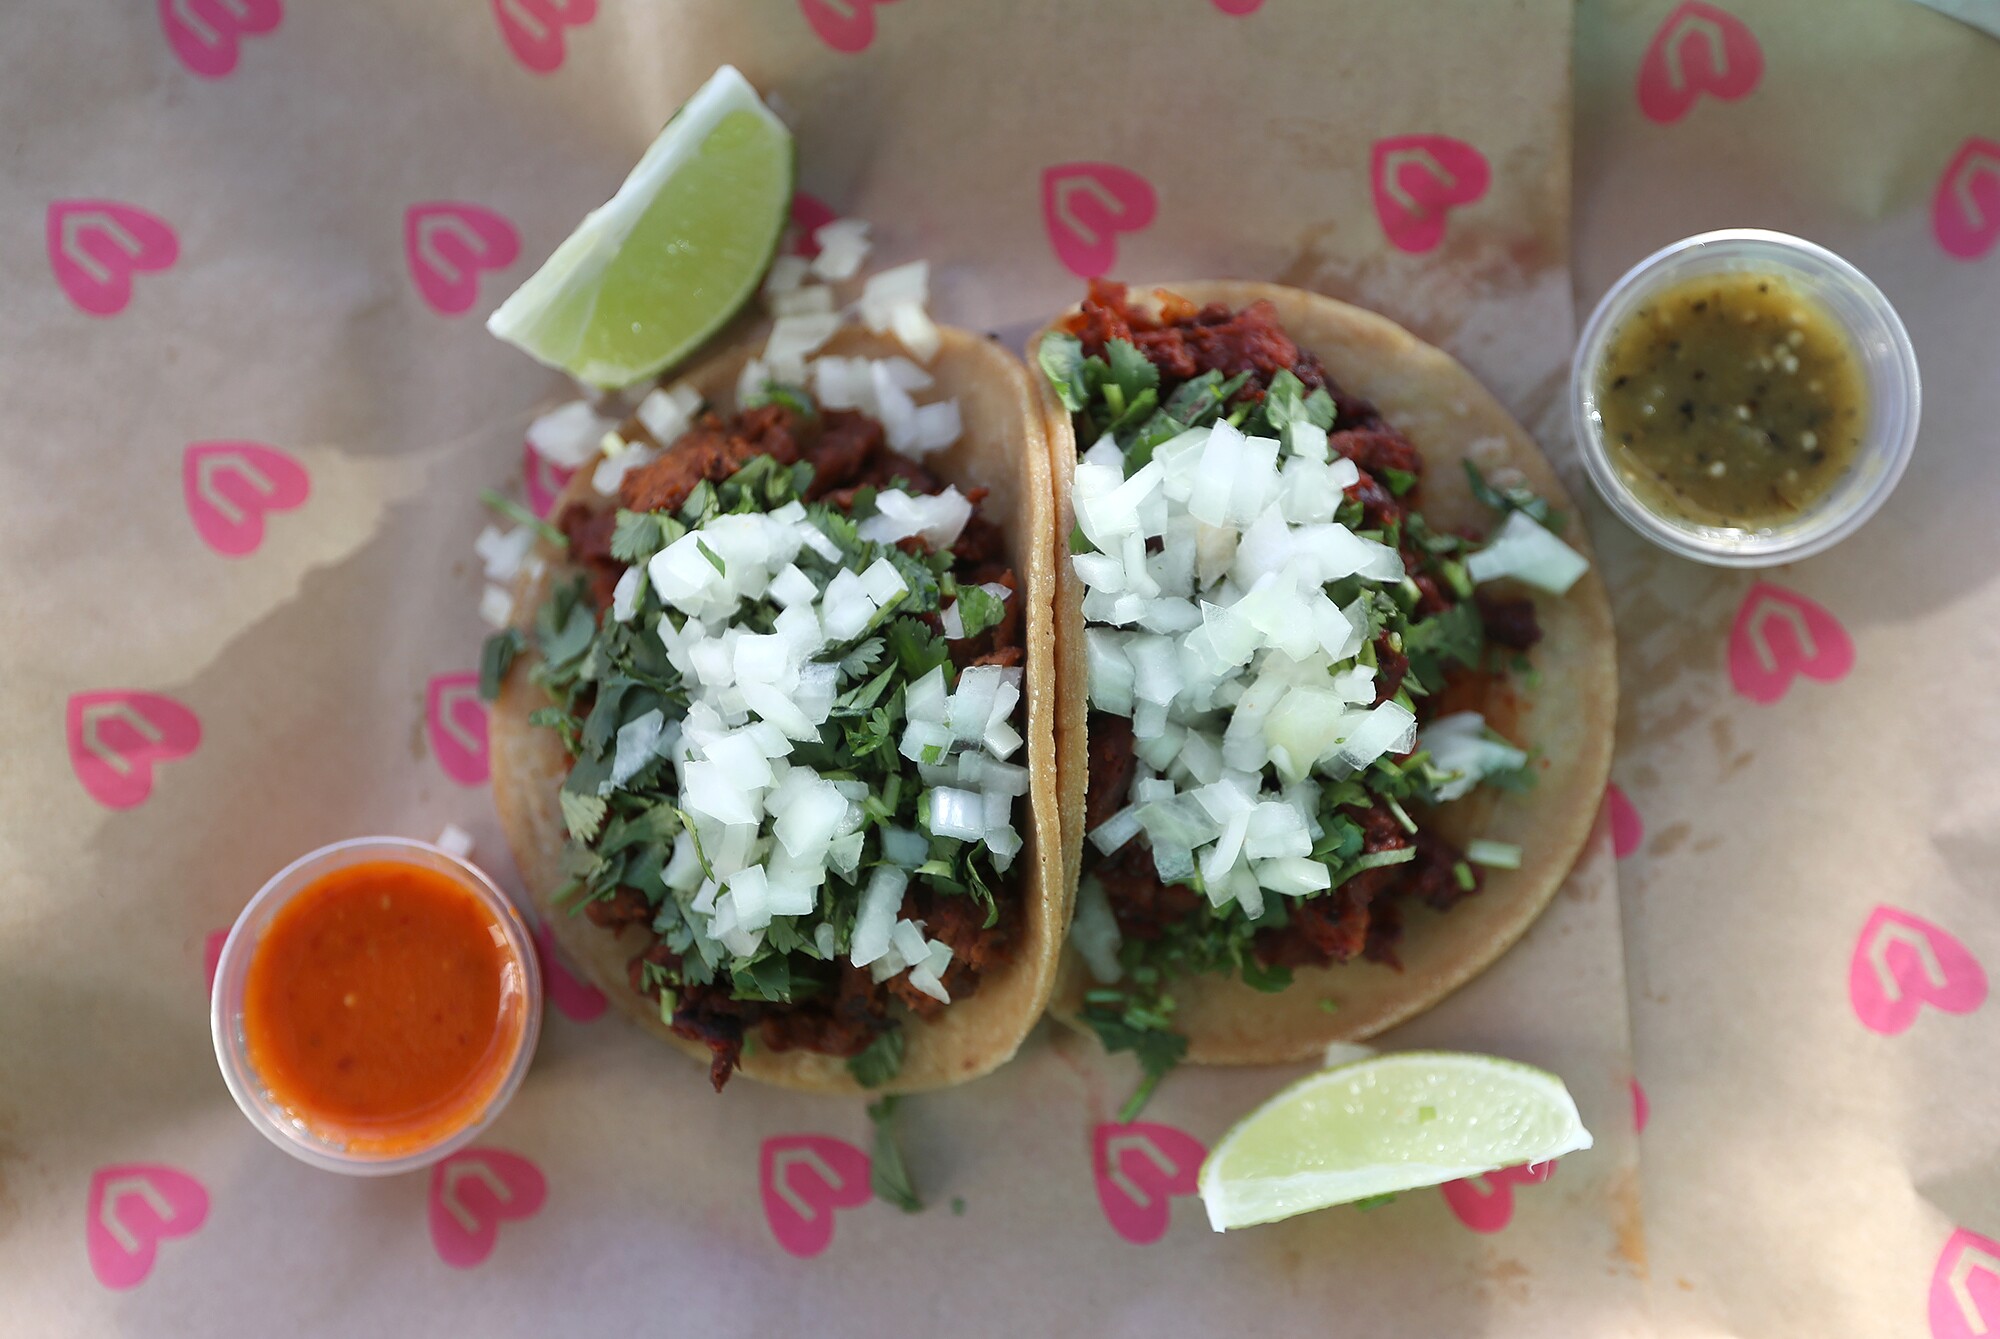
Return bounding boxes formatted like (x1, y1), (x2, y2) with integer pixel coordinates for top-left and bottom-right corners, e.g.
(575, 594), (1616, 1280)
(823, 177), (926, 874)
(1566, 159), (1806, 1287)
(492, 324), (1066, 1093)
(1031, 281), (1617, 1064)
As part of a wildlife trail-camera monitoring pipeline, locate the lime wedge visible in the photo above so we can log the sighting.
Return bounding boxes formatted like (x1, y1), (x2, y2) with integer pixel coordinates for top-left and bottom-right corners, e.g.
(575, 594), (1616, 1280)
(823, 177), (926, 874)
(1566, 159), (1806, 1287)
(487, 65), (794, 388)
(1197, 1051), (1593, 1230)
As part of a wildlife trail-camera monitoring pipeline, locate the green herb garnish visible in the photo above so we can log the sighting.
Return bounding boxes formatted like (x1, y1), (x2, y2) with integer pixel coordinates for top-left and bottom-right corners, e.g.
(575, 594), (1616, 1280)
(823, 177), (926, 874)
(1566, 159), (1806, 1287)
(867, 1096), (924, 1213)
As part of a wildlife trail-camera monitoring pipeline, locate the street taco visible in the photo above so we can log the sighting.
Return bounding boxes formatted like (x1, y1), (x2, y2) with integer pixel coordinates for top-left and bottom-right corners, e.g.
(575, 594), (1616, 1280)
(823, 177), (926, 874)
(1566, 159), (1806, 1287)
(489, 323), (1063, 1094)
(1030, 280), (1616, 1096)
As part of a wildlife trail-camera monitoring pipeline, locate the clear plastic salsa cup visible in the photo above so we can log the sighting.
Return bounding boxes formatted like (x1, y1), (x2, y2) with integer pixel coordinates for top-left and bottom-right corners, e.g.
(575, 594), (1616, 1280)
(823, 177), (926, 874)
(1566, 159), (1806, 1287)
(1571, 228), (1920, 567)
(211, 836), (542, 1176)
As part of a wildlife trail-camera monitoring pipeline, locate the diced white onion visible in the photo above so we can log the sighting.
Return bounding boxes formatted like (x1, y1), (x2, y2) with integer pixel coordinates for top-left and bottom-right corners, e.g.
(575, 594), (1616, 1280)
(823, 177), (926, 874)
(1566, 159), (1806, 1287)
(858, 261), (928, 331)
(927, 787), (985, 841)
(527, 400), (615, 468)
(849, 866), (908, 967)
(762, 253), (810, 297)
(478, 584), (515, 628)
(1465, 511), (1590, 595)
(809, 218), (871, 281)
(1467, 839), (1523, 869)
(857, 487), (972, 549)
(636, 383), (703, 445)
(1071, 876), (1125, 983)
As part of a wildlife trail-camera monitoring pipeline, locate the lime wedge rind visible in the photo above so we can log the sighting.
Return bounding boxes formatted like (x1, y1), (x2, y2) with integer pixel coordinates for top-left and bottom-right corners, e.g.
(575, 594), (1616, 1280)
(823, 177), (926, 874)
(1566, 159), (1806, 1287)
(487, 64), (794, 389)
(1196, 1050), (1593, 1231)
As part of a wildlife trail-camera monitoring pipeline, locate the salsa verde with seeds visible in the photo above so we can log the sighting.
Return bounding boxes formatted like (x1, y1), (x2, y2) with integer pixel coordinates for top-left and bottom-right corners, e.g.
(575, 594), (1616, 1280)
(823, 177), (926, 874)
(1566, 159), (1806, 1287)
(1594, 270), (1867, 528)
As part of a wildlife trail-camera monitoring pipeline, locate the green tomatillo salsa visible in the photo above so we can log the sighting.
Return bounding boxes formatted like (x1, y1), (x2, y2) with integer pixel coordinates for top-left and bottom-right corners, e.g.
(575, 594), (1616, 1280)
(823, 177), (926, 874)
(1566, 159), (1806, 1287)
(1593, 270), (1867, 528)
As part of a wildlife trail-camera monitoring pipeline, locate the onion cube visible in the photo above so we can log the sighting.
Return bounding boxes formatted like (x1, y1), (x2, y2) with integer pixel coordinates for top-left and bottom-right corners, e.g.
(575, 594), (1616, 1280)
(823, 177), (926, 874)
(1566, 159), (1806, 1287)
(849, 865), (908, 967)
(927, 786), (985, 841)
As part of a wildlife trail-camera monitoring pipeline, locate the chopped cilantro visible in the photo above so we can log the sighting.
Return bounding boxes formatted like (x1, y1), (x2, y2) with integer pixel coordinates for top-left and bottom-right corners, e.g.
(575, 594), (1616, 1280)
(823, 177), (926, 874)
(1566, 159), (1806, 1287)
(478, 627), (524, 701)
(747, 381), (817, 419)
(609, 510), (664, 564)
(1353, 1193), (1399, 1211)
(1463, 460), (1564, 531)
(559, 790), (607, 843)
(1082, 998), (1189, 1122)
(950, 1196), (967, 1217)
(1038, 332), (1090, 412)
(847, 1026), (906, 1088)
(695, 536), (726, 576)
(952, 583), (1007, 639)
(1104, 338), (1159, 403)
(1382, 466), (1418, 496)
(867, 1096), (923, 1213)
(480, 488), (566, 548)
(510, 436), (1021, 1039)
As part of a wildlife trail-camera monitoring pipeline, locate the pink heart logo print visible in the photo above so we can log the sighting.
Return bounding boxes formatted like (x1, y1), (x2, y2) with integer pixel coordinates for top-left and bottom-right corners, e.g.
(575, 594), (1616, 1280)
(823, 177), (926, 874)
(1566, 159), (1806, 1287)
(1933, 1228), (2000, 1339)
(86, 1164), (209, 1289)
(760, 1135), (872, 1257)
(47, 201), (179, 316)
(523, 441), (575, 520)
(1637, 2), (1762, 125)
(158, 0), (282, 79)
(1934, 138), (2000, 261)
(1212, 0), (1263, 12)
(1369, 136), (1489, 255)
(183, 442), (310, 557)
(492, 0), (596, 74)
(799, 0), (899, 54)
(67, 692), (202, 810)
(428, 1148), (547, 1268)
(426, 673), (491, 785)
(1605, 782), (1643, 859)
(534, 919), (608, 1021)
(1728, 581), (1853, 704)
(1849, 905), (1987, 1036)
(1441, 1160), (1557, 1234)
(405, 204), (520, 316)
(1092, 1121), (1205, 1244)
(1042, 164), (1158, 279)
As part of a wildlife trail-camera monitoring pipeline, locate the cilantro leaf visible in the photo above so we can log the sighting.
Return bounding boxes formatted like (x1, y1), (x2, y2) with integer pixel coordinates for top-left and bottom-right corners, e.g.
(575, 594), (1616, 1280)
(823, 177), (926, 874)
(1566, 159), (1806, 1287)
(867, 1096), (923, 1213)
(1403, 600), (1483, 686)
(744, 381), (817, 419)
(695, 537), (726, 576)
(847, 1026), (906, 1088)
(885, 616), (950, 681)
(1104, 339), (1159, 402)
(579, 677), (634, 760)
(1082, 1002), (1189, 1121)
(730, 953), (793, 1004)
(480, 488), (566, 547)
(559, 790), (607, 842)
(478, 627), (524, 701)
(837, 636), (885, 678)
(952, 583), (1006, 639)
(1038, 332), (1090, 412)
(609, 510), (663, 564)
(1463, 460), (1563, 531)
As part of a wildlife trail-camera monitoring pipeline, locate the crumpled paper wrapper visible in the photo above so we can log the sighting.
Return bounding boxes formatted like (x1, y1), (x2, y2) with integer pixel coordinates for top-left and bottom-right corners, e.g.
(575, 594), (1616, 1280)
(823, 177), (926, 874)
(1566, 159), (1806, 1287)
(6, 1), (1656, 1333)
